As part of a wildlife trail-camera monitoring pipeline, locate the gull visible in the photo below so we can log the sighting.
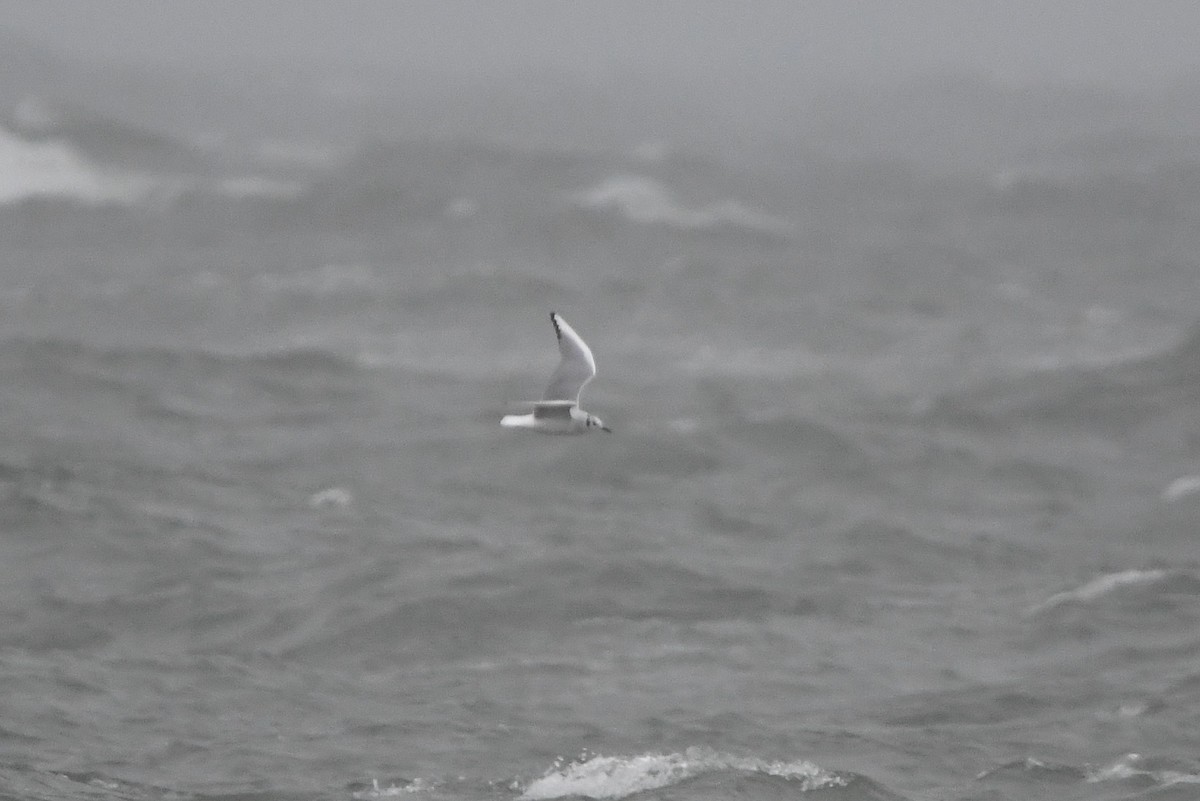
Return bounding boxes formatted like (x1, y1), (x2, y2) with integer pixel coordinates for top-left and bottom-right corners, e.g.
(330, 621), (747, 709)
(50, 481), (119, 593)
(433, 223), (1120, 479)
(501, 312), (612, 434)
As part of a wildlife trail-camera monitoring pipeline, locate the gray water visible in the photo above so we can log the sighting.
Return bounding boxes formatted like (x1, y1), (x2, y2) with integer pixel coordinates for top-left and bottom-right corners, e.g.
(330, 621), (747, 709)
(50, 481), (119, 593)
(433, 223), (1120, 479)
(1, 23), (1200, 801)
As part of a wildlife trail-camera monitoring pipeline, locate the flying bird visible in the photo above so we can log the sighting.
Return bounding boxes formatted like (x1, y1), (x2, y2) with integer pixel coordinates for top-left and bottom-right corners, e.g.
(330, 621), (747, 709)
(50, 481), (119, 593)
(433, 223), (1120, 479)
(501, 312), (611, 434)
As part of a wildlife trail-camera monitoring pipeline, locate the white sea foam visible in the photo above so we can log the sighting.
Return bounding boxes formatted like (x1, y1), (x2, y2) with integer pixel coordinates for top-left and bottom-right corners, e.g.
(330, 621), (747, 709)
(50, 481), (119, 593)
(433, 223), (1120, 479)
(352, 778), (435, 798)
(308, 486), (354, 509)
(1162, 474), (1200, 502)
(1087, 753), (1200, 786)
(1026, 568), (1172, 615)
(520, 748), (842, 800)
(0, 127), (304, 206)
(572, 175), (790, 234)
(0, 127), (152, 204)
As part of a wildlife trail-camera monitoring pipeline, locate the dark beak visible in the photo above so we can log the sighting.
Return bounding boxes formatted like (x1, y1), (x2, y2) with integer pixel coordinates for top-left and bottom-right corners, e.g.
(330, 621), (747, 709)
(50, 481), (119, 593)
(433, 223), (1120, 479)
(601, 425), (612, 433)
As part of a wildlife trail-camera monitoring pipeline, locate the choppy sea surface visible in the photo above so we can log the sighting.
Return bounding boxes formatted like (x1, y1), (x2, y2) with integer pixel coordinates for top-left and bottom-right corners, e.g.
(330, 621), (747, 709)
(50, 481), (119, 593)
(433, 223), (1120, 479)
(2, 73), (1200, 801)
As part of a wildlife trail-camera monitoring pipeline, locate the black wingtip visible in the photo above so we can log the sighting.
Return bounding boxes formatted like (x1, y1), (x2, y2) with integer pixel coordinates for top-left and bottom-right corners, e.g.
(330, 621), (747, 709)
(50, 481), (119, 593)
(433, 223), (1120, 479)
(549, 311), (561, 338)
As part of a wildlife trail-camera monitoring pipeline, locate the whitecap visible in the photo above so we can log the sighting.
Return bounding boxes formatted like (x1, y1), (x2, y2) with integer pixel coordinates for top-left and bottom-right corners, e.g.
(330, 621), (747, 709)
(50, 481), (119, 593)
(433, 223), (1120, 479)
(308, 486), (353, 509)
(1087, 753), (1200, 786)
(571, 175), (790, 235)
(520, 748), (842, 800)
(0, 126), (152, 204)
(352, 778), (434, 798)
(1162, 475), (1200, 502)
(1026, 568), (1171, 615)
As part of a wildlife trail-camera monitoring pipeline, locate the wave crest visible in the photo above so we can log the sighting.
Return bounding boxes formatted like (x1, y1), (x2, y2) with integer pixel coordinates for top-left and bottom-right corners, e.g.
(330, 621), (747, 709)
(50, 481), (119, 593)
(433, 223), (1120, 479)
(0, 124), (157, 205)
(1087, 752), (1200, 788)
(1027, 568), (1200, 616)
(572, 175), (790, 236)
(520, 748), (846, 800)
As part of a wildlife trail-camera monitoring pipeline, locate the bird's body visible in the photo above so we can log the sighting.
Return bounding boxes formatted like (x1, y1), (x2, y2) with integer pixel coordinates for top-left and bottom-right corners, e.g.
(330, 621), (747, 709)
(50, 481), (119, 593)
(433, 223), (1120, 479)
(499, 401), (592, 435)
(501, 313), (611, 435)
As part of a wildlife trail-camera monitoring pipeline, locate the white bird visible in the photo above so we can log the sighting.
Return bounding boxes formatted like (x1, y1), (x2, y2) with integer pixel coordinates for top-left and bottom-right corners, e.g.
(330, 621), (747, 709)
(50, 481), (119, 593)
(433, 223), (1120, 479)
(501, 312), (611, 434)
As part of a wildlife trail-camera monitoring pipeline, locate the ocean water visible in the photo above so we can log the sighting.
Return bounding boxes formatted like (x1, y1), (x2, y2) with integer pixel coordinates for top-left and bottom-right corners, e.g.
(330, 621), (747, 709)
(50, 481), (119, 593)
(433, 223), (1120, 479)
(1, 78), (1200, 801)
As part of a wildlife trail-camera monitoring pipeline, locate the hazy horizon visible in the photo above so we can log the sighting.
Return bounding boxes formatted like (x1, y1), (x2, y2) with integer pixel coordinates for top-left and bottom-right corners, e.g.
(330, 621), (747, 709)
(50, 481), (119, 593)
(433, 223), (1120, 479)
(3, 1), (1200, 97)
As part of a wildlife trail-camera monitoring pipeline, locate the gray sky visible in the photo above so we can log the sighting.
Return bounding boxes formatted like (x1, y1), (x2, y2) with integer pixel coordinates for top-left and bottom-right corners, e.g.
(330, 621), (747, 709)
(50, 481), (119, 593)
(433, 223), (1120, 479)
(3, 0), (1200, 95)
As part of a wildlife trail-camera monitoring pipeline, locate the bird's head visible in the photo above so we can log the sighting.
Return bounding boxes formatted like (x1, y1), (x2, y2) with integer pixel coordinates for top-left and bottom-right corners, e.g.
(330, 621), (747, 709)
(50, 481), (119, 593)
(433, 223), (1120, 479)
(587, 414), (612, 433)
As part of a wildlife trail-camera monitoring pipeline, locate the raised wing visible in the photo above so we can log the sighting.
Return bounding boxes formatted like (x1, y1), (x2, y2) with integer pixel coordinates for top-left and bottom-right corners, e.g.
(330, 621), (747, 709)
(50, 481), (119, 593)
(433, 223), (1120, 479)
(542, 312), (597, 402)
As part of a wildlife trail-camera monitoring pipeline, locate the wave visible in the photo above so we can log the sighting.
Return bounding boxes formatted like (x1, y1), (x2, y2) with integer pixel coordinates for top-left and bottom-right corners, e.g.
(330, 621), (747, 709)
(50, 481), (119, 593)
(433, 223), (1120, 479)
(17, 752), (1199, 801)
(1162, 474), (1200, 502)
(1, 101), (306, 207)
(11, 97), (203, 171)
(926, 319), (1200, 435)
(1138, 478), (1200, 549)
(832, 520), (1044, 585)
(282, 137), (585, 229)
(539, 430), (725, 485)
(1026, 568), (1200, 616)
(0, 124), (161, 205)
(1086, 752), (1200, 790)
(721, 416), (878, 485)
(0, 125), (302, 208)
(1, 110), (799, 238)
(501, 415), (872, 493)
(393, 269), (575, 312)
(973, 753), (1200, 798)
(253, 262), (386, 297)
(519, 748), (867, 800)
(351, 777), (439, 798)
(570, 175), (791, 237)
(679, 344), (829, 378)
(0, 336), (363, 428)
(261, 141), (796, 239)
(974, 756), (1085, 784)
(284, 556), (781, 661)
(1167, 318), (1200, 382)
(1, 768), (188, 801)
(876, 681), (1068, 728)
(0, 336), (360, 379)
(349, 752), (898, 801)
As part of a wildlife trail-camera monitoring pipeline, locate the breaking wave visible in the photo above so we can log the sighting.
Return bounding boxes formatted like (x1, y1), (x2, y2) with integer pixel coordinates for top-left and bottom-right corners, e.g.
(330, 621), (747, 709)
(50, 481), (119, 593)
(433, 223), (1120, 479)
(520, 749), (853, 800)
(0, 124), (157, 204)
(1086, 752), (1200, 789)
(571, 175), (791, 236)
(1, 101), (304, 207)
(1027, 568), (1200, 616)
